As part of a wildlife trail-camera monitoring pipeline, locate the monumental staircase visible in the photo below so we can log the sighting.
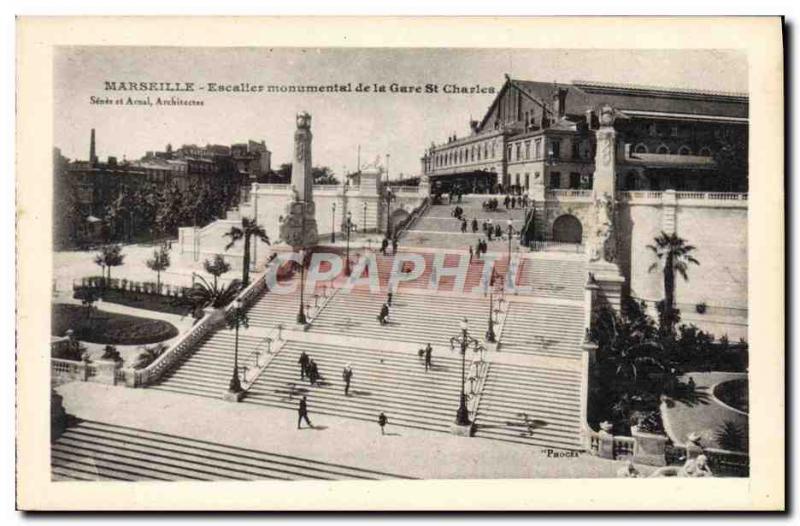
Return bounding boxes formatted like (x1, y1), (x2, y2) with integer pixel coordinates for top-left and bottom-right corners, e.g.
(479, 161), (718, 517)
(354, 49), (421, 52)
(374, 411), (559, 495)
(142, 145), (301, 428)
(52, 419), (411, 480)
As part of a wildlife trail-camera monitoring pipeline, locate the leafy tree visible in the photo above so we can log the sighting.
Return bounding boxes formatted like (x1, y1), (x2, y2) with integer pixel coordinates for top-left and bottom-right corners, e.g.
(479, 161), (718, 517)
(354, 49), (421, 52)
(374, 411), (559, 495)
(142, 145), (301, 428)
(132, 343), (168, 370)
(224, 217), (270, 286)
(100, 344), (123, 363)
(713, 130), (748, 192)
(204, 254), (232, 289)
(94, 244), (125, 281)
(312, 166), (340, 185)
(145, 246), (171, 293)
(647, 233), (699, 335)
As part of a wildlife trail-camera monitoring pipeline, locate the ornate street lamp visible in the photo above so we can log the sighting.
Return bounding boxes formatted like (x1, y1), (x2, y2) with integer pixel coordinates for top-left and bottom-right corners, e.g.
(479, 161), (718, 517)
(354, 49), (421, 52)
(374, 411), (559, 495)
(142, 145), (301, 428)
(384, 187), (396, 238)
(345, 211), (353, 276)
(227, 298), (249, 394)
(486, 270), (497, 343)
(296, 248), (307, 325)
(331, 202), (337, 243)
(450, 318), (485, 427)
(362, 201), (368, 234)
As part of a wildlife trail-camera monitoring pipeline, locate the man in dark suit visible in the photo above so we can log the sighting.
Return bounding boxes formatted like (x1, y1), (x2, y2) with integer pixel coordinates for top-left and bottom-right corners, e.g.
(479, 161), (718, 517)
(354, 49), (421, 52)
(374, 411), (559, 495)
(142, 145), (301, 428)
(342, 364), (353, 396)
(378, 302), (390, 325)
(298, 396), (313, 429)
(424, 343), (433, 372)
(298, 351), (310, 380)
(380, 238), (389, 255)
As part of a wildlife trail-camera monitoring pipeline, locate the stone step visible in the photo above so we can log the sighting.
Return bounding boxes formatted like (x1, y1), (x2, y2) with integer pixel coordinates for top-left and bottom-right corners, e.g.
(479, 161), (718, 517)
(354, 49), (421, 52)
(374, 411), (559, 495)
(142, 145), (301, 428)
(51, 420), (410, 481)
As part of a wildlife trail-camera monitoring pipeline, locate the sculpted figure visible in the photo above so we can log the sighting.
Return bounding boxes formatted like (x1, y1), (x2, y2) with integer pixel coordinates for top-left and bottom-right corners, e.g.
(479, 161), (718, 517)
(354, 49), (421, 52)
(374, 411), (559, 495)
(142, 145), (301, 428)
(679, 454), (714, 478)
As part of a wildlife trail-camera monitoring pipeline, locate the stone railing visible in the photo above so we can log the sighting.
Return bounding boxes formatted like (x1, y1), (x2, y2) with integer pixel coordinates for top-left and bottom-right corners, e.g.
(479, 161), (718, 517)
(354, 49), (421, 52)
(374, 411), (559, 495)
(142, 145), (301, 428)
(545, 189), (593, 201)
(394, 185), (422, 194)
(617, 190), (748, 204)
(394, 197), (430, 240)
(52, 358), (120, 385)
(127, 259), (275, 388)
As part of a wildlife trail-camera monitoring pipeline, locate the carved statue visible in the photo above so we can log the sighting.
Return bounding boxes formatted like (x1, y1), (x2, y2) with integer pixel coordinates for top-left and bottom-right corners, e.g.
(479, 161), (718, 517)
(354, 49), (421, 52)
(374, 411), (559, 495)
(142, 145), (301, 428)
(589, 192), (616, 263)
(599, 104), (615, 127)
(290, 184), (300, 202)
(362, 155), (383, 171)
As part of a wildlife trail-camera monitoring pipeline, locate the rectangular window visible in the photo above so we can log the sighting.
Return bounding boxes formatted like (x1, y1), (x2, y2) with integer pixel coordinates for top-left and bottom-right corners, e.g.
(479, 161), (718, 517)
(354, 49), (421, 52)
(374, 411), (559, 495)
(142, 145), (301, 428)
(571, 141), (580, 160)
(550, 171), (561, 189)
(515, 143), (521, 161)
(550, 140), (561, 159)
(524, 173), (530, 189)
(534, 139), (542, 159)
(569, 172), (581, 189)
(507, 145), (512, 160)
(525, 141), (531, 159)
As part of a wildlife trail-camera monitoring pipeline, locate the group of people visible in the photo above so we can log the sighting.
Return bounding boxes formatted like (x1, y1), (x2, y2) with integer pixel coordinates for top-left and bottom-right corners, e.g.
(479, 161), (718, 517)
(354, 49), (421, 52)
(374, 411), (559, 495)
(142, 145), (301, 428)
(298, 350), (322, 386)
(504, 194), (529, 209)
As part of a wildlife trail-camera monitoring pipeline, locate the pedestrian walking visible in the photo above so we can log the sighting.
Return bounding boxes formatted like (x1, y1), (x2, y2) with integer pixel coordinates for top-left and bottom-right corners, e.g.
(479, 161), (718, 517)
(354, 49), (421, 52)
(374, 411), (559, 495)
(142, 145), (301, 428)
(298, 396), (313, 429)
(378, 412), (388, 435)
(298, 350), (310, 380)
(380, 238), (388, 256)
(468, 245), (474, 262)
(307, 359), (319, 386)
(424, 343), (433, 372)
(461, 218), (467, 233)
(471, 218), (478, 233)
(378, 302), (390, 325)
(488, 227), (494, 241)
(342, 364), (353, 396)
(387, 291), (393, 306)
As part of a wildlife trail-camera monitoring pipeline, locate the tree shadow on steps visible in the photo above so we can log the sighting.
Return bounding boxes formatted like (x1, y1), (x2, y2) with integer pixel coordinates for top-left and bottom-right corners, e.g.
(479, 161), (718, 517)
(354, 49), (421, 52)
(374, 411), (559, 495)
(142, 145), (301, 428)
(349, 390), (372, 397)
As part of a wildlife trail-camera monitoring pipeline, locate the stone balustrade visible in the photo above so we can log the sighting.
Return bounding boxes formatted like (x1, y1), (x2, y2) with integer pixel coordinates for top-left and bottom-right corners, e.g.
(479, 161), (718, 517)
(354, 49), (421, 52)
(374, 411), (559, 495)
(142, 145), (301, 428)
(545, 189), (593, 201)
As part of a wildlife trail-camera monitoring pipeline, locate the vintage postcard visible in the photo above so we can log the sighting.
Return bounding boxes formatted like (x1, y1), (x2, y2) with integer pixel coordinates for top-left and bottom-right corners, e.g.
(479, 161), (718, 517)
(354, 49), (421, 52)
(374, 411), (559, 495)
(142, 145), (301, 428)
(16, 17), (784, 510)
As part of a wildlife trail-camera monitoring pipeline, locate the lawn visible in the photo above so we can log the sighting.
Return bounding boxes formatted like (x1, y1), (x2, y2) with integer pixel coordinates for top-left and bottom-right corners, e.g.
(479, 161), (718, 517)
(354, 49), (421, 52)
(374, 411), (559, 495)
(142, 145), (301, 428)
(52, 303), (179, 346)
(75, 287), (192, 316)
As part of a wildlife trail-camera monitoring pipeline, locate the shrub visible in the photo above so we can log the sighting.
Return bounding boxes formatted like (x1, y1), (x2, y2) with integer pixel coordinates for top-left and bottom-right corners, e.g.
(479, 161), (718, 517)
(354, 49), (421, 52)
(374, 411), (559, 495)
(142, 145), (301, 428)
(715, 420), (748, 452)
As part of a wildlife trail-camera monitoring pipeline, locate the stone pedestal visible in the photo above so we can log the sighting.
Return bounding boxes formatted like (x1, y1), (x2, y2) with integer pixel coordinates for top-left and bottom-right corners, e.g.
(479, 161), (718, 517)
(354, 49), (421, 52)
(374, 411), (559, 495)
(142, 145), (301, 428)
(597, 422), (615, 459)
(223, 390), (245, 402)
(588, 261), (625, 311)
(450, 422), (474, 437)
(631, 426), (668, 466)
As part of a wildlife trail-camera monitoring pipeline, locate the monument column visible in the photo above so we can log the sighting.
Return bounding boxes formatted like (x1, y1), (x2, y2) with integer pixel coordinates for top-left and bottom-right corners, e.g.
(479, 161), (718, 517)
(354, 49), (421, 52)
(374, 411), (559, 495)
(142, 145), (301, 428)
(279, 111), (319, 248)
(588, 104), (625, 310)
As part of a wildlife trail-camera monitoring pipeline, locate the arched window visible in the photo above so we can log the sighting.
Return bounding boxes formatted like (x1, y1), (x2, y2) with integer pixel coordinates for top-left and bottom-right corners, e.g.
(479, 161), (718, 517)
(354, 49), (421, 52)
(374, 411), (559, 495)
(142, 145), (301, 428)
(678, 145), (692, 156)
(656, 144), (670, 155)
(634, 143), (648, 154)
(699, 146), (712, 157)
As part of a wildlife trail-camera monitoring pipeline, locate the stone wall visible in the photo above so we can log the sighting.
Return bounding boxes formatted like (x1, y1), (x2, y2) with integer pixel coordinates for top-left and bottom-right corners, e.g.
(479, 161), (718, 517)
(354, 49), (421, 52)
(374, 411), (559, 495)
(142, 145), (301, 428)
(616, 191), (748, 340)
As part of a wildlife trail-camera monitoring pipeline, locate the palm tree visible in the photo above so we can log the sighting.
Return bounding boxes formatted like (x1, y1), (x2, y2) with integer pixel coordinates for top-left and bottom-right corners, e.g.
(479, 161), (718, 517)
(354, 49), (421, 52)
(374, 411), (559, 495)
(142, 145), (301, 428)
(647, 232), (699, 334)
(224, 217), (270, 286)
(182, 274), (242, 313)
(204, 254), (232, 289)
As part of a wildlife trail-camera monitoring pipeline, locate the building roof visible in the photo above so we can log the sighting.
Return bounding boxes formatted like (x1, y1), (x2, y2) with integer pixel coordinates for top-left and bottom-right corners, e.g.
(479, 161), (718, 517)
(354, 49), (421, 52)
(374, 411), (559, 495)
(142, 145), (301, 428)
(479, 77), (748, 131)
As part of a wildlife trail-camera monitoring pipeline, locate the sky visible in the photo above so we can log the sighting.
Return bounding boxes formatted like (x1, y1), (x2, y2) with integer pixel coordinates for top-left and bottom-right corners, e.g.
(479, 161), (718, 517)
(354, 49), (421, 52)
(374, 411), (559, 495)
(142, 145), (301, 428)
(54, 47), (747, 180)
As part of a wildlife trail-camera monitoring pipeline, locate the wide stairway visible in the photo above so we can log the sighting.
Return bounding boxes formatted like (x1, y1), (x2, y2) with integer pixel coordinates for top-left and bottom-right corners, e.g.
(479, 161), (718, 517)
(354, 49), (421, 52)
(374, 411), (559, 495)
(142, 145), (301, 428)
(473, 362), (583, 449)
(499, 301), (585, 360)
(310, 288), (492, 347)
(244, 340), (467, 433)
(149, 330), (266, 398)
(52, 419), (411, 480)
(518, 256), (587, 301)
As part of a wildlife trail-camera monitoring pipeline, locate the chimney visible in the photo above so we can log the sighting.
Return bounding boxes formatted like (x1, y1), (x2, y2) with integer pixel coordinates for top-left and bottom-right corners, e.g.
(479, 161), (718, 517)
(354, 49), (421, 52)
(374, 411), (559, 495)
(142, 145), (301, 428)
(89, 128), (97, 165)
(552, 87), (568, 119)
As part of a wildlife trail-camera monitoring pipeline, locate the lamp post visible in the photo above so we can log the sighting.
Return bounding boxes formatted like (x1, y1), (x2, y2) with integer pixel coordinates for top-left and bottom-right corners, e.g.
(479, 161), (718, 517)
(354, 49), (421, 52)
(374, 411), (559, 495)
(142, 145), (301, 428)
(345, 211), (353, 276)
(507, 218), (514, 269)
(486, 268), (497, 343)
(227, 298), (248, 394)
(330, 202), (337, 243)
(450, 318), (485, 427)
(362, 201), (368, 234)
(296, 248), (307, 325)
(384, 187), (395, 239)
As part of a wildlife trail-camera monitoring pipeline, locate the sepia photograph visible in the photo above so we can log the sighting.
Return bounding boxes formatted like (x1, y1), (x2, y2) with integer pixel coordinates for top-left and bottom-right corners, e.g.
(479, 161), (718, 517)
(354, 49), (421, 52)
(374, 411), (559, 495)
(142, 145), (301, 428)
(15, 16), (784, 511)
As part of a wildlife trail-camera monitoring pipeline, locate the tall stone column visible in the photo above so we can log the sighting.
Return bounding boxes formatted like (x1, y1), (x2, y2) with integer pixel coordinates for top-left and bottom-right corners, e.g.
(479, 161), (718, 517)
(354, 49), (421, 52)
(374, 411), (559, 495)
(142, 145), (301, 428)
(279, 112), (319, 248)
(588, 104), (625, 310)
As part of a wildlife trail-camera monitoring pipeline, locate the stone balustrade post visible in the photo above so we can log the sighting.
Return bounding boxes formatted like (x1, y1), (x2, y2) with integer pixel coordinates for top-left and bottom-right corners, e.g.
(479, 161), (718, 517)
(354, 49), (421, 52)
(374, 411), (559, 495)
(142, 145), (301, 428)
(597, 421), (615, 459)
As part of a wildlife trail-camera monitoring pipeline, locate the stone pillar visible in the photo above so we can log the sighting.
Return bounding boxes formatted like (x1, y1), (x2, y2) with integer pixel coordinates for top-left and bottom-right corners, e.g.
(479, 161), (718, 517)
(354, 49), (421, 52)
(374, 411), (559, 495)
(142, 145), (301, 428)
(661, 189), (677, 234)
(597, 421), (615, 459)
(279, 112), (319, 248)
(587, 104), (625, 311)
